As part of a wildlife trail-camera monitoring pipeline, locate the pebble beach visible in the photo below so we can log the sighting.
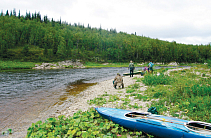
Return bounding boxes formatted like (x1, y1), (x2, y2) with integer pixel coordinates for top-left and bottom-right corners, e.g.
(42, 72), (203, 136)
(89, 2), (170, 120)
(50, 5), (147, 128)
(6, 74), (147, 138)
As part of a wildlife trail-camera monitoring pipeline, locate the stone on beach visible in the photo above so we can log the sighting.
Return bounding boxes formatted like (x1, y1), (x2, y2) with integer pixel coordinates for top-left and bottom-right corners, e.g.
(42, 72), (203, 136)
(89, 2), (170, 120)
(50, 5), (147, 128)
(32, 60), (85, 69)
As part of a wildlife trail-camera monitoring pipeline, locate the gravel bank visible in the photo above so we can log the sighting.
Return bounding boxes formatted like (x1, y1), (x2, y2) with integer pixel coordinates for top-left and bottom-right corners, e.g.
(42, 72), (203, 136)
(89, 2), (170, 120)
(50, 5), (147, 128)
(5, 74), (146, 138)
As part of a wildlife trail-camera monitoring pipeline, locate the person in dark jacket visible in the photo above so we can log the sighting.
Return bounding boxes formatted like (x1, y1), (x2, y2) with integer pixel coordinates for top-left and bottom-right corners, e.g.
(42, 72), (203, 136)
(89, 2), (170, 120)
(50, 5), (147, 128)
(128, 60), (135, 77)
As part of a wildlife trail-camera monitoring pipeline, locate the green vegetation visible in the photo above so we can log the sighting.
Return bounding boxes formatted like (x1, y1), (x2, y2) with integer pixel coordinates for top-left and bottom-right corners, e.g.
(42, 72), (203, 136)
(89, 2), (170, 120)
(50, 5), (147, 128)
(142, 73), (174, 86)
(0, 10), (210, 64)
(26, 108), (144, 138)
(2, 128), (13, 136)
(142, 66), (211, 122)
(1, 9), (211, 137)
(24, 65), (210, 137)
(25, 80), (154, 137)
(84, 62), (138, 68)
(0, 60), (36, 70)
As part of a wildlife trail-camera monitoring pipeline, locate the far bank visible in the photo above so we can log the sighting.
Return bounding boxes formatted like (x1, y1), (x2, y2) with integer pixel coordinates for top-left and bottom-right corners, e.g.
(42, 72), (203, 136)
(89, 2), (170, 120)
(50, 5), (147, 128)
(0, 60), (205, 71)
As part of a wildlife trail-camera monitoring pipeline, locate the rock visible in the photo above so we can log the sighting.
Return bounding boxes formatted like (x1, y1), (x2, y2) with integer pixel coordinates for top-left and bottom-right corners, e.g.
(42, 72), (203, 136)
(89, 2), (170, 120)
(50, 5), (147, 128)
(168, 62), (178, 66)
(33, 60), (85, 69)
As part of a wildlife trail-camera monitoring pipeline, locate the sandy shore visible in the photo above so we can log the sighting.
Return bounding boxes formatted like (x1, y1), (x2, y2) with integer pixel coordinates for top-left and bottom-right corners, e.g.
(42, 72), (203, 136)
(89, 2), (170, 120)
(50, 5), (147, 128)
(58, 74), (148, 117)
(6, 74), (147, 138)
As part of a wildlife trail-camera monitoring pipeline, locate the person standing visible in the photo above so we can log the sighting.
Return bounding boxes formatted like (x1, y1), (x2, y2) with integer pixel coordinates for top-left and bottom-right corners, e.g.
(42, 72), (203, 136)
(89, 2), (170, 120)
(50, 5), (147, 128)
(148, 61), (154, 73)
(128, 60), (135, 77)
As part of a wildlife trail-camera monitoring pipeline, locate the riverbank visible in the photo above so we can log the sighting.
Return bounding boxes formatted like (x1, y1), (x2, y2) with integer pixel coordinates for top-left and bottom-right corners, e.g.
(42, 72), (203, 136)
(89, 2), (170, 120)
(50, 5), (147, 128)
(5, 74), (146, 138)
(1, 60), (204, 71)
(4, 66), (210, 137)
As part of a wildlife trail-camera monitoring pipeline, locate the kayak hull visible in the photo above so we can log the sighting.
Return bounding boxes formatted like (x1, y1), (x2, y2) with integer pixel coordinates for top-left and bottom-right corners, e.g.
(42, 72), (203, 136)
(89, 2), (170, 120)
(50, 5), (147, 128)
(95, 107), (211, 138)
(123, 71), (143, 76)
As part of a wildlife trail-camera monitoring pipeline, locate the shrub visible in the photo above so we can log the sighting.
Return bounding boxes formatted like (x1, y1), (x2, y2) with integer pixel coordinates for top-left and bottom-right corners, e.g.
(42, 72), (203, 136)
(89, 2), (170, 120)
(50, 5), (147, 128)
(142, 73), (173, 86)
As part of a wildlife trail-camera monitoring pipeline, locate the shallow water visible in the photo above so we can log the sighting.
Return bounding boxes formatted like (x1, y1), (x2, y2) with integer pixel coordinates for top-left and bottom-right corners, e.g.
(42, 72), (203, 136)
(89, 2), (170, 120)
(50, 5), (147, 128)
(0, 67), (135, 132)
(0, 66), (183, 133)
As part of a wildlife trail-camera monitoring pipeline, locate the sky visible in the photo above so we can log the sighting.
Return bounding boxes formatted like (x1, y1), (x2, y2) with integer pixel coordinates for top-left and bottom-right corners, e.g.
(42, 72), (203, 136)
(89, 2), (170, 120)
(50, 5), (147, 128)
(1, 0), (211, 45)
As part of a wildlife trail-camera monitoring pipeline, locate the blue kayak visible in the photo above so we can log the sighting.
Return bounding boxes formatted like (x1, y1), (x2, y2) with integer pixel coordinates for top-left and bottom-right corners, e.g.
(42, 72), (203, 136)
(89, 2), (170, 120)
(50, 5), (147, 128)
(95, 107), (211, 138)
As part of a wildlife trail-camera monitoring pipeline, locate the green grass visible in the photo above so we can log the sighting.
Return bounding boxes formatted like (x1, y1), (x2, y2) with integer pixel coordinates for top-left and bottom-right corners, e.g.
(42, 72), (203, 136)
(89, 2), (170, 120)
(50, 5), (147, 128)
(142, 66), (211, 122)
(0, 60), (201, 71)
(24, 65), (211, 137)
(142, 73), (174, 86)
(0, 60), (37, 70)
(84, 62), (136, 68)
(4, 63), (211, 137)
(83, 62), (188, 68)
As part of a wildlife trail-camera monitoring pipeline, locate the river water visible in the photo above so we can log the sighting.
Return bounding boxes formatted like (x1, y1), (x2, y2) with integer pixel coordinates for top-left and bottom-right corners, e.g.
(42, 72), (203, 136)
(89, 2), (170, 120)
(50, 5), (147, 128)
(0, 66), (181, 135)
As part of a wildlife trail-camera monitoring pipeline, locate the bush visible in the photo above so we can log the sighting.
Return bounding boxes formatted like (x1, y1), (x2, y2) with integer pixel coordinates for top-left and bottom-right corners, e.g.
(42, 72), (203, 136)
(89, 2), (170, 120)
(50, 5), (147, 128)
(142, 73), (173, 86)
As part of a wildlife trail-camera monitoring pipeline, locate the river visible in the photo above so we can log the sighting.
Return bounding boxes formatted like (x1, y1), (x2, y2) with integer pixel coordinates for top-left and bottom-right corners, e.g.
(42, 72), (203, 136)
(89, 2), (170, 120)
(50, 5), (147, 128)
(0, 66), (181, 136)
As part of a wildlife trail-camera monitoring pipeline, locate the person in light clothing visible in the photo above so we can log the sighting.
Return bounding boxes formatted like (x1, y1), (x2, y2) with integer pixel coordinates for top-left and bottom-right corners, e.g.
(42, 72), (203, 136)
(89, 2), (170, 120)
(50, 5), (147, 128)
(148, 61), (154, 73)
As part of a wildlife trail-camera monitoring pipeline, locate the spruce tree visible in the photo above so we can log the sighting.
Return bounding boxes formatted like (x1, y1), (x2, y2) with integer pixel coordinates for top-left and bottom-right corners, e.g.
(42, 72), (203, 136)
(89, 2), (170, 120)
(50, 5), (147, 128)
(28, 11), (31, 20)
(18, 10), (20, 19)
(13, 8), (16, 16)
(10, 10), (12, 16)
(1, 10), (3, 16)
(59, 17), (61, 25)
(32, 13), (34, 20)
(25, 11), (28, 20)
(6, 10), (9, 16)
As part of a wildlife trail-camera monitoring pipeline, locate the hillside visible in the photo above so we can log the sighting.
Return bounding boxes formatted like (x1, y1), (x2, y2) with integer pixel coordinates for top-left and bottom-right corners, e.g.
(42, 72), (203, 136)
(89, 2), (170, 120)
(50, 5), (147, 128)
(0, 10), (210, 63)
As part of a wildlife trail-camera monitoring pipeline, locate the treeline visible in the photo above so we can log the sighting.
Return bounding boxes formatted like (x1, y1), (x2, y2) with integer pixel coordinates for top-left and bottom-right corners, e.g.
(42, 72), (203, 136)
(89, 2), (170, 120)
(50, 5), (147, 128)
(0, 9), (211, 63)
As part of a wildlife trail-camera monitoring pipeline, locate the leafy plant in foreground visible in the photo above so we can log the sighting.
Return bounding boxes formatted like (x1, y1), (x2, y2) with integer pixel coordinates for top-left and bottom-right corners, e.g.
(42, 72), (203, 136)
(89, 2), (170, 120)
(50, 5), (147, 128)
(26, 108), (145, 138)
(87, 97), (107, 106)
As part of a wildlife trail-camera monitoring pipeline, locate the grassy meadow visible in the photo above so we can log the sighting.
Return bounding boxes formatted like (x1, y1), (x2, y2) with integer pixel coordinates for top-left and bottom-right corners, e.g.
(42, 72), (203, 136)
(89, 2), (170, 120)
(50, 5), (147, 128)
(21, 64), (211, 138)
(0, 60), (38, 70)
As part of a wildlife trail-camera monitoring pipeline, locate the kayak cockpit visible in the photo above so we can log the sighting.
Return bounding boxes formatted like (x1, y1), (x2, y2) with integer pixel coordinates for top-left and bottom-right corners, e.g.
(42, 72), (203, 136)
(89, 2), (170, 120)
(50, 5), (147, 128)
(185, 121), (211, 134)
(125, 112), (151, 118)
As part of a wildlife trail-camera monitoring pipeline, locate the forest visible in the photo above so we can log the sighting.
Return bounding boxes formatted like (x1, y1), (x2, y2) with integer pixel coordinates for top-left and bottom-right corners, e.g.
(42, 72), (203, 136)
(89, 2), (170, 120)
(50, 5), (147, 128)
(0, 9), (211, 63)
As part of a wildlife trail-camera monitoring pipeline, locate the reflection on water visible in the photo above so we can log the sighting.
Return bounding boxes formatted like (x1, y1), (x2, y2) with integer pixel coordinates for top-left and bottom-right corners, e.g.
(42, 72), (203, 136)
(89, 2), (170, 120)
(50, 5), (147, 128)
(58, 81), (97, 105)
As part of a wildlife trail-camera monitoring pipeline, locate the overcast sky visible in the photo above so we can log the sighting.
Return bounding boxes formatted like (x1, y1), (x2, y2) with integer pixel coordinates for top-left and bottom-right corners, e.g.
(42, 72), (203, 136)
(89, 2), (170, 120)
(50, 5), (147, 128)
(1, 0), (211, 45)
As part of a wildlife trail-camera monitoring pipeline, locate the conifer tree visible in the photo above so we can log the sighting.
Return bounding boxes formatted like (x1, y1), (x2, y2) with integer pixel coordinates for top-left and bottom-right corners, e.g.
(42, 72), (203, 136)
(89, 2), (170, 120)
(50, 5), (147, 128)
(18, 10), (20, 19)
(37, 12), (41, 22)
(28, 11), (31, 20)
(6, 10), (9, 16)
(25, 11), (28, 20)
(32, 13), (34, 20)
(0, 10), (3, 16)
(51, 18), (55, 27)
(44, 15), (48, 24)
(34, 11), (37, 19)
(10, 10), (12, 16)
(13, 8), (16, 16)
